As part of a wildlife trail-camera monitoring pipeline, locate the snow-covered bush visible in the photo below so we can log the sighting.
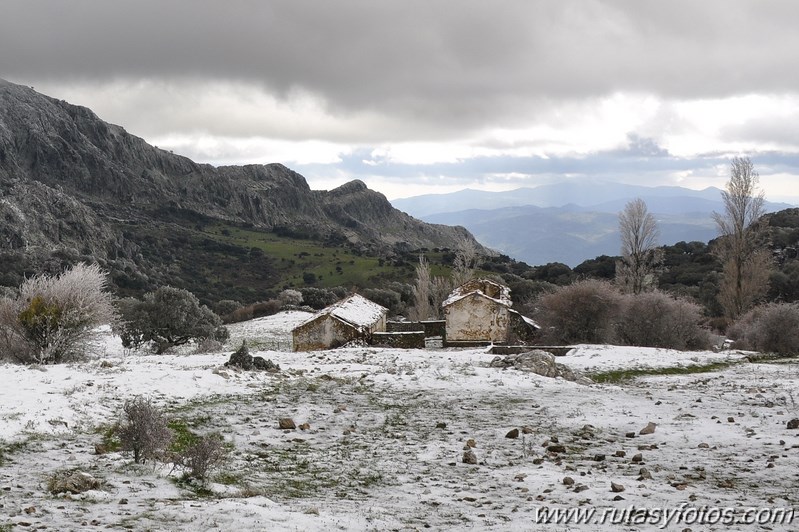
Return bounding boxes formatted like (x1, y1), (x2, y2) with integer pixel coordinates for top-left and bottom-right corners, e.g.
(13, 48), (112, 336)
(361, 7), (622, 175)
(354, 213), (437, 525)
(278, 289), (303, 308)
(115, 286), (228, 354)
(728, 303), (799, 356)
(535, 279), (621, 344)
(118, 397), (173, 465)
(0, 263), (116, 364)
(615, 291), (711, 350)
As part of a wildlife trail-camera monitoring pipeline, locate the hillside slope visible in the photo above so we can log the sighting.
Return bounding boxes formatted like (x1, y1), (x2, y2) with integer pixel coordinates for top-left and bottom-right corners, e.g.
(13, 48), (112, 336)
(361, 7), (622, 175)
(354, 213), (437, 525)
(0, 79), (481, 301)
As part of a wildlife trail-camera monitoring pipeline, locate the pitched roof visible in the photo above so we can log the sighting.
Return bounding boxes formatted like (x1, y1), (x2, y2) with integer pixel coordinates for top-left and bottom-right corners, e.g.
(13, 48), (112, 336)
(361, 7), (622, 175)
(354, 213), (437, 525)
(298, 294), (387, 330)
(442, 278), (512, 308)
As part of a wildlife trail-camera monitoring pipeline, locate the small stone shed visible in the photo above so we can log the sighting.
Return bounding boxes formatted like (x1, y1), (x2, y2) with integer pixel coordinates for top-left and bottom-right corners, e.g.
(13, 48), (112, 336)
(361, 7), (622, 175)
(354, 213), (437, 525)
(443, 279), (539, 345)
(292, 294), (388, 351)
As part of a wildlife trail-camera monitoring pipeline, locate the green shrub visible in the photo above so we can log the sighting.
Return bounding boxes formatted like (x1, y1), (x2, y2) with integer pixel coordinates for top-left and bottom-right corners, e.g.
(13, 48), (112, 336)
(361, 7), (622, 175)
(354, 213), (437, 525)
(115, 286), (228, 354)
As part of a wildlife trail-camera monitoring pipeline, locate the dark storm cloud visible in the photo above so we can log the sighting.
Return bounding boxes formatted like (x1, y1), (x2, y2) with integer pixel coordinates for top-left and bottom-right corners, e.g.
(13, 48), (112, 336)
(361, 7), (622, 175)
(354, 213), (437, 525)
(3, 0), (799, 137)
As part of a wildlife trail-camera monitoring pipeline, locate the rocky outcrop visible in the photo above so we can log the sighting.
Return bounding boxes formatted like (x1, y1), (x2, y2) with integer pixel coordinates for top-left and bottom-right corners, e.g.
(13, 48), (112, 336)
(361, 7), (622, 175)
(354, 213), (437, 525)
(489, 350), (592, 385)
(0, 79), (486, 293)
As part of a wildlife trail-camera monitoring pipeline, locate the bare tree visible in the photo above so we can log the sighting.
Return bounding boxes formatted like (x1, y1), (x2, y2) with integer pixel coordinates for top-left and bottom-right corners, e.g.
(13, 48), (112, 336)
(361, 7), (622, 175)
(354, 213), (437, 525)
(616, 198), (662, 294)
(409, 255), (435, 321)
(712, 156), (771, 319)
(452, 238), (479, 287)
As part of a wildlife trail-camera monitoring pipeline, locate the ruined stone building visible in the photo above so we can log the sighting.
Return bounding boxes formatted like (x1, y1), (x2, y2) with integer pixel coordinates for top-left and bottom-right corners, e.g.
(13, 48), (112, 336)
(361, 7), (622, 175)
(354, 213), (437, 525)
(443, 279), (539, 345)
(292, 293), (388, 351)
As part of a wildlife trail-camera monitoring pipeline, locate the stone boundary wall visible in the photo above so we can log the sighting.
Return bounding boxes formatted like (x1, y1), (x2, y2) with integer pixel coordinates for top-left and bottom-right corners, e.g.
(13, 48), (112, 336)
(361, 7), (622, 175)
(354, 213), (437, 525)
(386, 320), (446, 341)
(371, 331), (426, 349)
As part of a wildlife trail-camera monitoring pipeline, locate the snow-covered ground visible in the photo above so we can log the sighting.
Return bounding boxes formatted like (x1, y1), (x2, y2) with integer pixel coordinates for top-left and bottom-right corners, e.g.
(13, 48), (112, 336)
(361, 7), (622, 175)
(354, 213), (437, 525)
(1, 312), (798, 531)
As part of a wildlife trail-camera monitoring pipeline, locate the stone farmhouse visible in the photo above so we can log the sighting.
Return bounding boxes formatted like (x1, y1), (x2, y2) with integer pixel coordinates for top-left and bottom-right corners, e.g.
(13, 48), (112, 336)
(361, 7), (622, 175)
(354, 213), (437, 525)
(292, 293), (388, 351)
(443, 279), (539, 345)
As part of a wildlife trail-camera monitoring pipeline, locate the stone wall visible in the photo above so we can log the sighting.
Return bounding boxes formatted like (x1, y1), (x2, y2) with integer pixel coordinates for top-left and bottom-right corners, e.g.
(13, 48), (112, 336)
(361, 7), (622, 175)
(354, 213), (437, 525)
(371, 331), (426, 349)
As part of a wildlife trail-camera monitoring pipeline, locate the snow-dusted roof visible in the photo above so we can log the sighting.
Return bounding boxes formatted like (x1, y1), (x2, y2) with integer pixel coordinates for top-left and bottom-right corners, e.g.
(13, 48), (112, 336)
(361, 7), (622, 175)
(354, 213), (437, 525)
(299, 294), (387, 329)
(509, 308), (540, 329)
(442, 279), (512, 308)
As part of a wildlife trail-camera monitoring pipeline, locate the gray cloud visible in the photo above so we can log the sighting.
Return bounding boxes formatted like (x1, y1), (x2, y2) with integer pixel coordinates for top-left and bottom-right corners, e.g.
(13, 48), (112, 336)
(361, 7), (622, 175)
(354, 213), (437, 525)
(3, 1), (799, 202)
(4, 0), (799, 137)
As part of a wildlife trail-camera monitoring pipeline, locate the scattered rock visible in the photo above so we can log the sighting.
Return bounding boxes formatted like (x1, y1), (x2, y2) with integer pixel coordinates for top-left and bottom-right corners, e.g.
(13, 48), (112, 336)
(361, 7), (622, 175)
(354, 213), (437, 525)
(278, 418), (296, 430)
(593, 454), (606, 462)
(252, 356), (280, 372)
(637, 468), (653, 480)
(463, 450), (478, 465)
(225, 343), (253, 370)
(435, 422), (447, 429)
(489, 351), (592, 384)
(787, 419), (799, 430)
(547, 444), (566, 454)
(23, 506), (35, 514)
(574, 484), (589, 493)
(563, 476), (575, 486)
(625, 432), (636, 438)
(119, 498), (128, 505)
(698, 442), (710, 448)
(299, 423), (311, 431)
(631, 453), (643, 463)
(505, 428), (520, 439)
(639, 422), (657, 435)
(226, 343), (280, 372)
(466, 438), (477, 448)
(614, 450), (626, 458)
(611, 482), (625, 493)
(727, 417), (735, 423)
(522, 426), (534, 434)
(613, 495), (625, 501)
(48, 470), (102, 495)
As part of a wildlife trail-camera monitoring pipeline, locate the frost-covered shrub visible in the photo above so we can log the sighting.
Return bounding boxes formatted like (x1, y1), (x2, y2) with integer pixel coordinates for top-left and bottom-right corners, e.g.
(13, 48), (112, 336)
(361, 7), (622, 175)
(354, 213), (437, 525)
(118, 397), (173, 464)
(176, 433), (227, 483)
(115, 286), (228, 354)
(278, 289), (303, 308)
(0, 263), (116, 364)
(535, 279), (621, 344)
(615, 291), (711, 350)
(728, 303), (799, 356)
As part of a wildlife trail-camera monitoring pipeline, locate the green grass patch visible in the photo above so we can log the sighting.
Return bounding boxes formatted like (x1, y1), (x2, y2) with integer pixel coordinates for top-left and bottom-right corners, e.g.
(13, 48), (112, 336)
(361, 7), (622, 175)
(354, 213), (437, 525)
(95, 423), (121, 453)
(590, 361), (738, 384)
(167, 420), (201, 454)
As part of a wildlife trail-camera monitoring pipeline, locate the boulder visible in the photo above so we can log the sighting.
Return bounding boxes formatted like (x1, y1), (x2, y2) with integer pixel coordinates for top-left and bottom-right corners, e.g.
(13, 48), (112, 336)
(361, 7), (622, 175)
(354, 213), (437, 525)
(490, 350), (591, 384)
(48, 470), (102, 495)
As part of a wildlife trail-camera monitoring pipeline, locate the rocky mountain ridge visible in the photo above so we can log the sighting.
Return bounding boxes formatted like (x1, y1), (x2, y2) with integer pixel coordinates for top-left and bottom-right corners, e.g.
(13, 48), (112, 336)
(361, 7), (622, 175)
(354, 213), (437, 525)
(0, 79), (480, 299)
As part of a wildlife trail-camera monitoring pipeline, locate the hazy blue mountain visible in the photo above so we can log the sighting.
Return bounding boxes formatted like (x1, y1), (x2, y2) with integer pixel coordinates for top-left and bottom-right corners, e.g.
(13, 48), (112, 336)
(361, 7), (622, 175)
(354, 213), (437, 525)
(392, 182), (727, 218)
(395, 184), (795, 266)
(423, 205), (717, 267)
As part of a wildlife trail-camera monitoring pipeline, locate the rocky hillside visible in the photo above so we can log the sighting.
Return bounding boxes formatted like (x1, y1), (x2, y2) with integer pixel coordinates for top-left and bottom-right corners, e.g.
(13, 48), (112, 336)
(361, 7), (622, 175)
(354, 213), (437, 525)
(0, 79), (482, 301)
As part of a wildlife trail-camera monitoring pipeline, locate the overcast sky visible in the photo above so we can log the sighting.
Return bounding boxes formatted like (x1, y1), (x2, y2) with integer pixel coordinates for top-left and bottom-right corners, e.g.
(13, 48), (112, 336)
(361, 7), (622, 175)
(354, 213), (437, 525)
(2, 1), (799, 201)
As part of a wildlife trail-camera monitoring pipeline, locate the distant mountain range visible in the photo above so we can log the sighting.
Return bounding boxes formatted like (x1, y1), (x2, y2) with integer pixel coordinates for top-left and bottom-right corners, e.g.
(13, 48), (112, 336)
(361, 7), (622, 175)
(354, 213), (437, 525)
(392, 184), (795, 267)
